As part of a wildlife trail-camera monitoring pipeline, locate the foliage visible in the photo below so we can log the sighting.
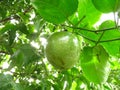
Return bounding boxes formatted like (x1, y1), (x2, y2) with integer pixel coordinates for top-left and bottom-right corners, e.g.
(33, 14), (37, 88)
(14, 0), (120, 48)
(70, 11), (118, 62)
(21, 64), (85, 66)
(80, 45), (110, 84)
(92, 0), (120, 13)
(0, 0), (120, 90)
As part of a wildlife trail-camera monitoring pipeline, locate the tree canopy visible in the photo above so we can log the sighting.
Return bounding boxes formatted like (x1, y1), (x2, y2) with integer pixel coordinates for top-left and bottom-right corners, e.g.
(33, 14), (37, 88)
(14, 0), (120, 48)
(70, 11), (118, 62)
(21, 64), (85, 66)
(0, 0), (120, 90)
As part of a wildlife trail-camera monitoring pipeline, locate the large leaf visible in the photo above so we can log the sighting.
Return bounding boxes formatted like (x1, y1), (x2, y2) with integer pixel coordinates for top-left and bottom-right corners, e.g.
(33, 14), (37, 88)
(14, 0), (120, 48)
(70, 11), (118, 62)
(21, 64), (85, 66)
(92, 0), (120, 13)
(17, 23), (30, 35)
(78, 0), (101, 27)
(0, 74), (30, 90)
(76, 26), (103, 47)
(8, 29), (16, 46)
(99, 20), (120, 56)
(31, 0), (78, 24)
(0, 7), (7, 19)
(79, 27), (102, 41)
(10, 44), (40, 68)
(0, 74), (13, 90)
(80, 45), (110, 84)
(0, 23), (17, 46)
(0, 23), (15, 35)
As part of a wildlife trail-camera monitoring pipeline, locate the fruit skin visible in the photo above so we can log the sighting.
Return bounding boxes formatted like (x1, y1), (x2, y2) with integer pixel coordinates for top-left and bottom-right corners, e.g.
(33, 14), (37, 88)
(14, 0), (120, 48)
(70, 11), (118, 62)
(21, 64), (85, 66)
(45, 31), (81, 70)
(92, 0), (120, 13)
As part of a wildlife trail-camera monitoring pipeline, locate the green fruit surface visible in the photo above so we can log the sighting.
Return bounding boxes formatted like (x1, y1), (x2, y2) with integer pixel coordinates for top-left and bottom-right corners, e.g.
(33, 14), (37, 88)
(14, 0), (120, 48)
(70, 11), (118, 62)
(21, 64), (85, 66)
(92, 0), (120, 13)
(46, 32), (81, 70)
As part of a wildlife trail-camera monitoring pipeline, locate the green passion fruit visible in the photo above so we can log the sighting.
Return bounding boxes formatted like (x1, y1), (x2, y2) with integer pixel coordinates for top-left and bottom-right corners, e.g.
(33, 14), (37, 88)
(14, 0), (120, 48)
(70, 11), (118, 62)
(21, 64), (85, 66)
(45, 31), (81, 70)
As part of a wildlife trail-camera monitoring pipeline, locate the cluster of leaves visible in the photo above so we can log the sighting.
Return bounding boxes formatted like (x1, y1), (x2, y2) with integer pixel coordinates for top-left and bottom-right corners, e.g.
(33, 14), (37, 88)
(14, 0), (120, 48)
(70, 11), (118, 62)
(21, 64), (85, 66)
(0, 0), (120, 90)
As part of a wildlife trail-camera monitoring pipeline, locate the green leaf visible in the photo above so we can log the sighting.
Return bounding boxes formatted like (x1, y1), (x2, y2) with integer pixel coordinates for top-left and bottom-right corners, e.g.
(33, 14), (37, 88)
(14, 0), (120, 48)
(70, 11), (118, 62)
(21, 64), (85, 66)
(8, 29), (16, 46)
(78, 0), (101, 27)
(80, 28), (102, 41)
(76, 26), (102, 46)
(92, 0), (120, 13)
(10, 44), (40, 68)
(0, 7), (7, 19)
(80, 45), (110, 84)
(99, 20), (120, 56)
(31, 0), (78, 24)
(34, 16), (46, 32)
(0, 23), (15, 35)
(0, 74), (13, 90)
(17, 23), (30, 35)
(18, 13), (31, 23)
(13, 83), (33, 90)
(68, 13), (79, 25)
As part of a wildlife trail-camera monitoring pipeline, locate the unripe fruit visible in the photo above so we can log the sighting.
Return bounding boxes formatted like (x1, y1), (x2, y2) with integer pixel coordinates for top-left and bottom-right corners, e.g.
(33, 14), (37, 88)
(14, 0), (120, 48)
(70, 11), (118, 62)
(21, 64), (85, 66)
(45, 32), (81, 70)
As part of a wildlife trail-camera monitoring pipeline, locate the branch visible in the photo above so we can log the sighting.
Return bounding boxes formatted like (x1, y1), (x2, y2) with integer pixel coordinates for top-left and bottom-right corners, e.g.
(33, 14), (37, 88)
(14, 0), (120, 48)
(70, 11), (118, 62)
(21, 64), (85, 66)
(0, 17), (11, 23)
(0, 67), (2, 69)
(0, 5), (33, 23)
(95, 31), (105, 46)
(76, 33), (96, 43)
(100, 38), (120, 43)
(0, 15), (20, 23)
(75, 15), (86, 26)
(0, 51), (10, 54)
(63, 25), (120, 33)
(23, 5), (33, 15)
(83, 36), (120, 43)
(76, 32), (120, 44)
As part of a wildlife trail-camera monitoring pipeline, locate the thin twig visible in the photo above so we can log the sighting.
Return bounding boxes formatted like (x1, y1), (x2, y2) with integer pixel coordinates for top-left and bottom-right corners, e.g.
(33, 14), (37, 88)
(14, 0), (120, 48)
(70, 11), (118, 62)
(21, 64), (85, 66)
(23, 5), (33, 15)
(95, 31), (105, 46)
(100, 38), (120, 43)
(63, 25), (120, 33)
(76, 33), (96, 43)
(76, 32), (120, 44)
(75, 15), (86, 26)
(0, 5), (33, 23)
(0, 15), (20, 23)
(0, 51), (10, 54)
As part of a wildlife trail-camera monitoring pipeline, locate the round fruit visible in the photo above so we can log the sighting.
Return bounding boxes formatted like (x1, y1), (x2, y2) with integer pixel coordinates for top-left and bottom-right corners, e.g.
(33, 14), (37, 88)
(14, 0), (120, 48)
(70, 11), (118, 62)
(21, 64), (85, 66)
(92, 0), (120, 13)
(45, 31), (81, 70)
